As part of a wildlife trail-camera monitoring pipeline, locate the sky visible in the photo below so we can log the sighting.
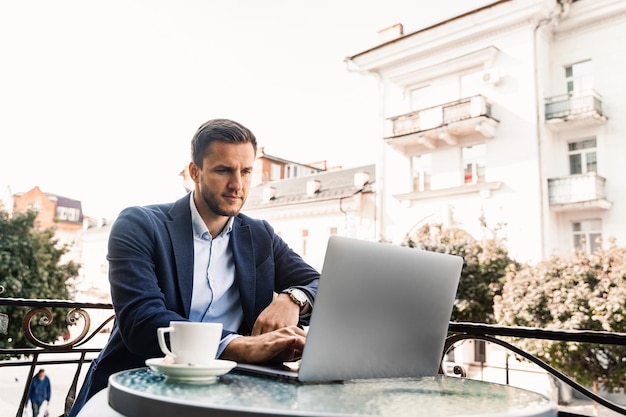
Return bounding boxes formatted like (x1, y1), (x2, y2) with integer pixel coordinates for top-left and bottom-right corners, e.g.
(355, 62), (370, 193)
(0, 0), (492, 219)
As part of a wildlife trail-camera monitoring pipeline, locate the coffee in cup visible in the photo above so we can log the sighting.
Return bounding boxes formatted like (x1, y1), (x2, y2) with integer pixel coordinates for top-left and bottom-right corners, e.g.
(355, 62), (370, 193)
(157, 321), (222, 366)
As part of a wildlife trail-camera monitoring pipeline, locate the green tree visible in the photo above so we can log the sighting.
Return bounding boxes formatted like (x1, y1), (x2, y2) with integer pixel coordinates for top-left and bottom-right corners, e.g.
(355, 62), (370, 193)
(0, 208), (79, 354)
(494, 241), (626, 393)
(404, 218), (514, 323)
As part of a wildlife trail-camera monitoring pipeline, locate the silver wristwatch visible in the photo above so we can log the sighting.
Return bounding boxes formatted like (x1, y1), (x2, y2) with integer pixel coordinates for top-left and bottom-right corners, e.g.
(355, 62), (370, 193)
(282, 288), (308, 313)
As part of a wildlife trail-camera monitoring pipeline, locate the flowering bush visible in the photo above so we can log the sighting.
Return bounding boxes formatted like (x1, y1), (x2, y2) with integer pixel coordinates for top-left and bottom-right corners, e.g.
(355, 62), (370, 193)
(494, 241), (626, 392)
(404, 218), (513, 324)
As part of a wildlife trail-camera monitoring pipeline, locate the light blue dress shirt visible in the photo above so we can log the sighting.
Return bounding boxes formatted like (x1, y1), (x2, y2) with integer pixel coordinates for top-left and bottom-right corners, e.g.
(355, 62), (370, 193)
(188, 193), (243, 357)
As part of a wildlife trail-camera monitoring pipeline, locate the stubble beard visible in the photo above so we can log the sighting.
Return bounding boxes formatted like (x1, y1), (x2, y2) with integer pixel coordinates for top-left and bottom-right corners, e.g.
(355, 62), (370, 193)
(201, 188), (244, 217)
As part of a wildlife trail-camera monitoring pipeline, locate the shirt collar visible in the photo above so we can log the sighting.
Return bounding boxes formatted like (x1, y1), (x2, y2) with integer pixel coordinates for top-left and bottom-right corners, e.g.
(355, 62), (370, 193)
(189, 192), (234, 239)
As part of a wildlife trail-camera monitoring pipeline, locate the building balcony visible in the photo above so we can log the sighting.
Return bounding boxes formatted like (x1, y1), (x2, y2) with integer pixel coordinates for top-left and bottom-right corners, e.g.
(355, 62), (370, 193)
(385, 95), (499, 156)
(545, 90), (608, 131)
(548, 172), (612, 212)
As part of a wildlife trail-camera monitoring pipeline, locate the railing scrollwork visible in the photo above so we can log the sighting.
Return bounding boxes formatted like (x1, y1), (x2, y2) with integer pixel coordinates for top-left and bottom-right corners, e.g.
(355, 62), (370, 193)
(1, 297), (114, 417)
(22, 307), (92, 350)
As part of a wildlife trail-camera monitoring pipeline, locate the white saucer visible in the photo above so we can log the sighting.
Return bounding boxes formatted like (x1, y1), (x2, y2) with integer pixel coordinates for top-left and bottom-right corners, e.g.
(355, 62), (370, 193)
(145, 357), (237, 383)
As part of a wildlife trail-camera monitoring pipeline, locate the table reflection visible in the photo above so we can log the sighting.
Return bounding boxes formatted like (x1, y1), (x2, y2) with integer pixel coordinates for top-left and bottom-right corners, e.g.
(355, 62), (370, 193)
(108, 368), (556, 417)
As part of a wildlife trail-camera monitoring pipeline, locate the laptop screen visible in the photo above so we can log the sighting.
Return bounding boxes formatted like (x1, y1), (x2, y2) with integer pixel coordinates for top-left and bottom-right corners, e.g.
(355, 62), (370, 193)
(297, 236), (463, 382)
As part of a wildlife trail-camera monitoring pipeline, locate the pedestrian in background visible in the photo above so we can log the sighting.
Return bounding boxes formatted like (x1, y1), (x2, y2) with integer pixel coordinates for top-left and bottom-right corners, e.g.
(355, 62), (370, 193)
(27, 369), (50, 417)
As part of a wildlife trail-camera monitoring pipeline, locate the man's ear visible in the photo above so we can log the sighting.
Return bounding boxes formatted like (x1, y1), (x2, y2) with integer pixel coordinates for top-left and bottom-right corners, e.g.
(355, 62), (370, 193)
(189, 162), (200, 182)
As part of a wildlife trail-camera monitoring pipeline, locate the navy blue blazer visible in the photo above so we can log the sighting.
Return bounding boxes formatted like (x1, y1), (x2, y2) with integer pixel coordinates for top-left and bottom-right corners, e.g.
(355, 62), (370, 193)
(69, 194), (319, 416)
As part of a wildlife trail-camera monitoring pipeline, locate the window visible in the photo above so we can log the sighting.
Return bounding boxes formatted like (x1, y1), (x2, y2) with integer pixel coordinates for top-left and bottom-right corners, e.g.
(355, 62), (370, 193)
(285, 165), (299, 179)
(411, 154), (432, 191)
(573, 219), (602, 254)
(56, 206), (80, 222)
(566, 60), (593, 95)
(270, 163), (282, 181)
(568, 138), (597, 174)
(409, 85), (433, 111)
(462, 144), (486, 184)
(474, 340), (486, 363)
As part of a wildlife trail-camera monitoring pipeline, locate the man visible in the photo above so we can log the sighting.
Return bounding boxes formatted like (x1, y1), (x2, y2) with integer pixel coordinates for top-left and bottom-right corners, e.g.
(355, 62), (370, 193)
(68, 119), (319, 416)
(27, 369), (50, 417)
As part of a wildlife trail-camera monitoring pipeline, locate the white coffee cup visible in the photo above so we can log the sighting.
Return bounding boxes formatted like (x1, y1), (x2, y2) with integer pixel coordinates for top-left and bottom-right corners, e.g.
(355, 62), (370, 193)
(157, 321), (222, 366)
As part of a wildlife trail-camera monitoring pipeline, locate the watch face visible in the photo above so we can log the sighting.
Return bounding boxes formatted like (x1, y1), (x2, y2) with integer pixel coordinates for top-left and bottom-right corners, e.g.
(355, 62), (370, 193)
(290, 289), (307, 305)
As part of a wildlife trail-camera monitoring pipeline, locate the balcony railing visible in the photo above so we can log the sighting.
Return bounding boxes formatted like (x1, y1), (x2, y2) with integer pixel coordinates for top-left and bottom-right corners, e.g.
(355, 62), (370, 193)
(385, 95), (499, 155)
(548, 172), (611, 211)
(545, 90), (607, 124)
(387, 95), (494, 137)
(0, 294), (114, 417)
(2, 296), (626, 416)
(445, 323), (626, 416)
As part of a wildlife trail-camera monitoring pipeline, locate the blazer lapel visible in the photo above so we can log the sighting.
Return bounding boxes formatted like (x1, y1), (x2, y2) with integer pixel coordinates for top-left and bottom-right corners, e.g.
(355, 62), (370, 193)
(231, 217), (257, 332)
(167, 194), (195, 318)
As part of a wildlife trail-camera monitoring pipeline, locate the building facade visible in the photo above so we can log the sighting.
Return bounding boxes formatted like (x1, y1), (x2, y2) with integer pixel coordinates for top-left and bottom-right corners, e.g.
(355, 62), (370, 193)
(252, 147), (328, 185)
(345, 0), (626, 263)
(10, 186), (85, 264)
(11, 186), (84, 232)
(243, 164), (376, 270)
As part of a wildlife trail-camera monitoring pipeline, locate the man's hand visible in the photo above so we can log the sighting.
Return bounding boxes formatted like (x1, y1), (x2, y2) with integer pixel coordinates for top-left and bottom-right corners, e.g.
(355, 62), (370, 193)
(220, 325), (306, 364)
(251, 293), (300, 336)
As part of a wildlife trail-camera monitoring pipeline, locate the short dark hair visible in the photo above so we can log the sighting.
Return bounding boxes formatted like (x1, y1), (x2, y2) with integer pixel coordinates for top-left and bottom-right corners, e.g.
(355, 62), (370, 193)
(191, 119), (258, 167)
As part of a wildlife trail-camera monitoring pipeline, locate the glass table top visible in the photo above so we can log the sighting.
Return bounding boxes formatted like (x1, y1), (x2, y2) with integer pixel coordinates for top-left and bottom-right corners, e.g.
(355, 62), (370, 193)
(108, 368), (557, 417)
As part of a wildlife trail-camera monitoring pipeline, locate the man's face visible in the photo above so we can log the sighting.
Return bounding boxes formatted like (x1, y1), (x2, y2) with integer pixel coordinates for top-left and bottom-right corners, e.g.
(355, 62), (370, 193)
(192, 141), (255, 218)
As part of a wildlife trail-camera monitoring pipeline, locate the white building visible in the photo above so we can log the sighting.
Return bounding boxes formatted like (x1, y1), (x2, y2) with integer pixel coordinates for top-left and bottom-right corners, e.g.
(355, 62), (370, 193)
(243, 164), (376, 271)
(345, 0), (626, 264)
(343, 0), (626, 403)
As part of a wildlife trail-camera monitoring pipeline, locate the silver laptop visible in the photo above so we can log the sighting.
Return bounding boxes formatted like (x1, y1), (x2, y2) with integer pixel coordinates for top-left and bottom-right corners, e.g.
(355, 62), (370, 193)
(235, 235), (463, 382)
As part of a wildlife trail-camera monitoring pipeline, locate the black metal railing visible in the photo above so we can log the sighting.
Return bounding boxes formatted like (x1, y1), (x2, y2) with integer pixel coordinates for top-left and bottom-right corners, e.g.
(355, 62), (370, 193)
(444, 322), (626, 416)
(3, 296), (626, 417)
(0, 296), (114, 417)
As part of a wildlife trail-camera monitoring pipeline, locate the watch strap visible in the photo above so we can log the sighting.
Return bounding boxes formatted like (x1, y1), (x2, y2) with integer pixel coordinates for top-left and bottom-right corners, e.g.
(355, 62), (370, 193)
(282, 288), (308, 313)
